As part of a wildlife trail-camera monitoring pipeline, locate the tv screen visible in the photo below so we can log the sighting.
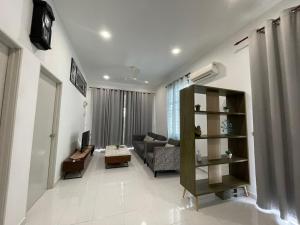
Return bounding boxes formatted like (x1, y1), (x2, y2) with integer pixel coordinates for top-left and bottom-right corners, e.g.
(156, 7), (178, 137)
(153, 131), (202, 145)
(81, 131), (90, 150)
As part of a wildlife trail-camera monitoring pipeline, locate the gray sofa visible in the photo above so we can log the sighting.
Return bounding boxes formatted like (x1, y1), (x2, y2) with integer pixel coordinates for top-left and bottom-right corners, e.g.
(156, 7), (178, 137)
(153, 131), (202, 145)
(132, 132), (167, 162)
(146, 139), (180, 177)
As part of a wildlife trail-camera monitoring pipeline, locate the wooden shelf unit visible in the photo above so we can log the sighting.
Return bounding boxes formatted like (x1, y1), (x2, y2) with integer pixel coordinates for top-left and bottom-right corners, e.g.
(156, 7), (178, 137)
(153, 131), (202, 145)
(195, 175), (248, 196)
(195, 111), (246, 116)
(195, 155), (248, 167)
(180, 85), (250, 209)
(195, 135), (247, 139)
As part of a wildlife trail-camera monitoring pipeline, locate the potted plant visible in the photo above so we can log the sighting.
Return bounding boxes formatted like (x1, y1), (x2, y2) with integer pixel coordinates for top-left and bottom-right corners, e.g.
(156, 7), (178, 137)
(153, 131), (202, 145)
(195, 104), (201, 112)
(223, 106), (230, 112)
(226, 150), (233, 159)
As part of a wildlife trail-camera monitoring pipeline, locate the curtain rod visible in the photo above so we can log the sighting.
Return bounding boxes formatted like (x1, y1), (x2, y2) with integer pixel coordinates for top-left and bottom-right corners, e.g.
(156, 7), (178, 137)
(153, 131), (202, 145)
(165, 72), (191, 88)
(234, 4), (300, 46)
(89, 86), (155, 94)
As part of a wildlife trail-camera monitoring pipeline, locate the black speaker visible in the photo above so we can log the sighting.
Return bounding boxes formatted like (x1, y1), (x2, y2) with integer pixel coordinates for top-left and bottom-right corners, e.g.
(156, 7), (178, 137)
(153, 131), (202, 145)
(29, 0), (55, 50)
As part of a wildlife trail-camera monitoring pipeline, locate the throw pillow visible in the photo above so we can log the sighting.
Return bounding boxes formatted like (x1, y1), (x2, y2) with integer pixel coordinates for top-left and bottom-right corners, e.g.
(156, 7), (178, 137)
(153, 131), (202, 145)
(144, 135), (154, 142)
(165, 143), (175, 148)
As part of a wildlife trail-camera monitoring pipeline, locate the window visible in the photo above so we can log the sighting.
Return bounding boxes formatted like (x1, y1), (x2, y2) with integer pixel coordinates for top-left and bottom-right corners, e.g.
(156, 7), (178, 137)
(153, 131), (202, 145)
(167, 77), (189, 139)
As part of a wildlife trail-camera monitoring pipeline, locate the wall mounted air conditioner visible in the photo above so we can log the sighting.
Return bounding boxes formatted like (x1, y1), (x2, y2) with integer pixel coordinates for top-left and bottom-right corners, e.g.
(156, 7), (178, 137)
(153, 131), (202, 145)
(190, 63), (219, 83)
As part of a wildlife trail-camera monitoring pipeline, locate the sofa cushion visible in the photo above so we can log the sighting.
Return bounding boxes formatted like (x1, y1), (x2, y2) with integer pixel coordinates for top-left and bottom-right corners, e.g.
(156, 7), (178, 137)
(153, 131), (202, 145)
(165, 143), (175, 148)
(148, 132), (157, 139)
(144, 135), (154, 142)
(168, 139), (180, 146)
(148, 132), (167, 141)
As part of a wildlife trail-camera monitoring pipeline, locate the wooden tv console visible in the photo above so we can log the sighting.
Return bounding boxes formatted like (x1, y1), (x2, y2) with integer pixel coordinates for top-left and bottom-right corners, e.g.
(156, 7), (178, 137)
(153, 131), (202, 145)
(62, 145), (95, 179)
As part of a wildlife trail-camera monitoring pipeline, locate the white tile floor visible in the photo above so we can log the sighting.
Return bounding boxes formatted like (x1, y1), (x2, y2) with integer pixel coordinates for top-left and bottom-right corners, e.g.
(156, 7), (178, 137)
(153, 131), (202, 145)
(26, 150), (287, 225)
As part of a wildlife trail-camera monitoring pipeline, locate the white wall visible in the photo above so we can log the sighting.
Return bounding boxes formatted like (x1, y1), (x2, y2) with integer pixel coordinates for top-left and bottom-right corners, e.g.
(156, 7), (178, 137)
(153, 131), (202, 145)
(0, 0), (89, 225)
(154, 0), (300, 196)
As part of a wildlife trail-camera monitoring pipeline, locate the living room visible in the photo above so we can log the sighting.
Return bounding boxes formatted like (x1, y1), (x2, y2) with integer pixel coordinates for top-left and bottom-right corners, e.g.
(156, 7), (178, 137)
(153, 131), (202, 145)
(0, 0), (300, 225)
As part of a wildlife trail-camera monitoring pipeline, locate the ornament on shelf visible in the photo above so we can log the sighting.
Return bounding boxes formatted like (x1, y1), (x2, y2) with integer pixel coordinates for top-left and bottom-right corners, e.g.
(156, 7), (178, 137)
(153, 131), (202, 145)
(196, 149), (202, 162)
(195, 126), (202, 137)
(195, 104), (201, 112)
(222, 101), (230, 112)
(221, 119), (233, 134)
(226, 150), (233, 159)
(223, 106), (230, 112)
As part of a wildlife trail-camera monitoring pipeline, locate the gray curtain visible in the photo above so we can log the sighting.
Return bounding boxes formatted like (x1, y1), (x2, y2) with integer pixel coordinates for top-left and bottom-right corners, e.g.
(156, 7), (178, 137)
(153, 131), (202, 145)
(124, 91), (154, 146)
(91, 88), (125, 148)
(249, 8), (300, 220)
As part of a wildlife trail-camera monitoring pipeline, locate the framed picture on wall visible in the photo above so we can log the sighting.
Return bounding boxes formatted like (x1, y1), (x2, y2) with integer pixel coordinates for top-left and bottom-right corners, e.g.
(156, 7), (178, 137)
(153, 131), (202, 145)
(70, 58), (77, 85)
(75, 70), (87, 97)
(69, 58), (87, 96)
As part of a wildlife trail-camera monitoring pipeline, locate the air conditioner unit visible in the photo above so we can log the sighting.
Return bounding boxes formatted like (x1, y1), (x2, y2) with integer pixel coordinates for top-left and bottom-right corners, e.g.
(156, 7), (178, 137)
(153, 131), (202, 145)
(190, 63), (219, 83)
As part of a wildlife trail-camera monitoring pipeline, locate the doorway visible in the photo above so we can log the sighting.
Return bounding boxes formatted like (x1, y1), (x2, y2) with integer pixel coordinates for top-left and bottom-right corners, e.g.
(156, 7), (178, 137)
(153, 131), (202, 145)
(0, 34), (22, 225)
(0, 41), (8, 116)
(27, 71), (60, 210)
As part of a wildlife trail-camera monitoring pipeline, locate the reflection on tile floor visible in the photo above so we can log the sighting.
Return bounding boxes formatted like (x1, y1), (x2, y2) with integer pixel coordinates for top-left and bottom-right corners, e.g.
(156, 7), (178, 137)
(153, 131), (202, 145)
(26, 150), (289, 225)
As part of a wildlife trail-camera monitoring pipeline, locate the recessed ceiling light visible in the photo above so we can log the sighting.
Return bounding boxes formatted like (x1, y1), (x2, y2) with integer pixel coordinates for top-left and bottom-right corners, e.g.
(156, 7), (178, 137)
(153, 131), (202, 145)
(99, 30), (112, 40)
(103, 75), (110, 80)
(144, 81), (149, 84)
(171, 47), (181, 55)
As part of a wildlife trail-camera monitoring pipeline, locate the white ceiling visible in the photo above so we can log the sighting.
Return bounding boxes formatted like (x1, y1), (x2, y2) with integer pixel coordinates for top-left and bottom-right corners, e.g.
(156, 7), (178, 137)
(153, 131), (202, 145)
(54, 0), (282, 89)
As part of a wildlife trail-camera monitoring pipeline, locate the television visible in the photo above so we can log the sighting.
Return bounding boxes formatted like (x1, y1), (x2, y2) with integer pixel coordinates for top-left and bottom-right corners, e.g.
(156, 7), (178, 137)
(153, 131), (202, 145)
(81, 130), (90, 151)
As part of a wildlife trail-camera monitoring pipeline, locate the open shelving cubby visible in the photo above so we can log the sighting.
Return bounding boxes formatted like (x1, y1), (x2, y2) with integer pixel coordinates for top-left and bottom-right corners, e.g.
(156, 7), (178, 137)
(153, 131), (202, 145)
(180, 85), (250, 210)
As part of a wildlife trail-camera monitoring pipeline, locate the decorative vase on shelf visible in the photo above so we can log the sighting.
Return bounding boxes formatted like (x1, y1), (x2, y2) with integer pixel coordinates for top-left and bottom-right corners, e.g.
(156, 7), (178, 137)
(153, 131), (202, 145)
(196, 149), (202, 162)
(226, 150), (233, 159)
(195, 104), (201, 112)
(195, 126), (202, 137)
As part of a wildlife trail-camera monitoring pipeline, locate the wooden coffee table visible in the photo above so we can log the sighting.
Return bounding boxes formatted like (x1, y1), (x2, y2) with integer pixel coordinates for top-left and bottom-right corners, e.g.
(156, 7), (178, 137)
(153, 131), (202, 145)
(105, 146), (131, 169)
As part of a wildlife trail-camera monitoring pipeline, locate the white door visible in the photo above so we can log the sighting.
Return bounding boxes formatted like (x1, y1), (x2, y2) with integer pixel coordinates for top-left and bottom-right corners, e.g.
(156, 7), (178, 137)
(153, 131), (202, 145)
(0, 42), (9, 116)
(27, 73), (57, 210)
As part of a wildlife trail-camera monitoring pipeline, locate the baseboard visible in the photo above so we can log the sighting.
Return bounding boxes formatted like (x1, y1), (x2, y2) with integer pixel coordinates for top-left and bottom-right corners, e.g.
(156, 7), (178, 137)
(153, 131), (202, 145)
(19, 217), (26, 225)
(248, 191), (257, 200)
(53, 176), (61, 187)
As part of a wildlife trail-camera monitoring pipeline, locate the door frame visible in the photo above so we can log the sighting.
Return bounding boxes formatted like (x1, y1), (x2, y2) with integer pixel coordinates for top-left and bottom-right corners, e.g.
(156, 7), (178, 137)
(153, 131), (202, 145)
(39, 66), (62, 189)
(0, 30), (22, 225)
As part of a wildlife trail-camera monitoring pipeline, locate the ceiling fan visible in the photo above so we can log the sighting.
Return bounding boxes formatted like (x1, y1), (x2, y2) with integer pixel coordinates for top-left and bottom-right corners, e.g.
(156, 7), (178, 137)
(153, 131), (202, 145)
(125, 66), (149, 84)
